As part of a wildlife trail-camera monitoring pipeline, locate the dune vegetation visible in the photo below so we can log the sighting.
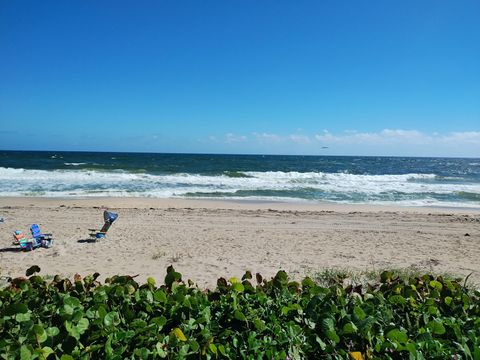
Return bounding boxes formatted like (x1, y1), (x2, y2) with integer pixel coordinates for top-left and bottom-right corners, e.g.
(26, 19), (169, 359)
(1, 266), (479, 359)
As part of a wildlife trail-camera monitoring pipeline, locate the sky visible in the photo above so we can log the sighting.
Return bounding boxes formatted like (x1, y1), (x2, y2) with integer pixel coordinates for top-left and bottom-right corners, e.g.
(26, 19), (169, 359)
(0, 0), (479, 157)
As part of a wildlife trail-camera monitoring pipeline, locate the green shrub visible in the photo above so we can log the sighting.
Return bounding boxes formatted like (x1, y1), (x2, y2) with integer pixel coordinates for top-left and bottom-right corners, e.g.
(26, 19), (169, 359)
(1, 266), (479, 359)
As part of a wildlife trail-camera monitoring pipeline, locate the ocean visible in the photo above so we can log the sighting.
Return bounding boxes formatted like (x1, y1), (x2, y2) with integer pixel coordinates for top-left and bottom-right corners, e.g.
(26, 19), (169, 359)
(0, 151), (479, 208)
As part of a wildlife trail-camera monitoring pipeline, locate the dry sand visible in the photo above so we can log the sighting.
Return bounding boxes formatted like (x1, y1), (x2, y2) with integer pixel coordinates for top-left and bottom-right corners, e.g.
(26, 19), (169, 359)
(0, 197), (479, 288)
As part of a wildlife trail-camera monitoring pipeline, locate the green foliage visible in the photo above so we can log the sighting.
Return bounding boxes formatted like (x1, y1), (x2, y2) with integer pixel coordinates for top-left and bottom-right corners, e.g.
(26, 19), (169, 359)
(1, 267), (479, 359)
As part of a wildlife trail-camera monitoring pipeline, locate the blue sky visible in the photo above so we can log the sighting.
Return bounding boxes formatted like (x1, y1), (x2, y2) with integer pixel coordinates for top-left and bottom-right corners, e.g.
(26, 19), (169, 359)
(0, 0), (479, 156)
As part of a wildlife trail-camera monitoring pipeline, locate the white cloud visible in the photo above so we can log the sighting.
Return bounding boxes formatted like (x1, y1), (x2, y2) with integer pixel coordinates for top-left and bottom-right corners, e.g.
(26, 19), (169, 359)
(205, 129), (480, 156)
(224, 133), (247, 143)
(439, 131), (480, 145)
(289, 134), (311, 144)
(252, 132), (284, 143)
(316, 129), (436, 145)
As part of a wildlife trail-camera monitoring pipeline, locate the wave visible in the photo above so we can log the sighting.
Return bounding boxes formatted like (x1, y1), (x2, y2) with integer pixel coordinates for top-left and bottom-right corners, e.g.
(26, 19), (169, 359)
(0, 167), (479, 207)
(223, 171), (253, 178)
(64, 162), (87, 166)
(456, 191), (480, 201)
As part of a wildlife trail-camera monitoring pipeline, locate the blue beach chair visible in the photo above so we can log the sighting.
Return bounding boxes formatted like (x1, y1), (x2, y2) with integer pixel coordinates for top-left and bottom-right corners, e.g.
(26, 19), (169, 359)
(30, 224), (54, 248)
(89, 211), (118, 240)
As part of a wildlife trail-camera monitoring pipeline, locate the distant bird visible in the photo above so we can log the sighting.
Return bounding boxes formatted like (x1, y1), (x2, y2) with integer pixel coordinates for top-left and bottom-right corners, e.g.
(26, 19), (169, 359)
(321, 146), (329, 149)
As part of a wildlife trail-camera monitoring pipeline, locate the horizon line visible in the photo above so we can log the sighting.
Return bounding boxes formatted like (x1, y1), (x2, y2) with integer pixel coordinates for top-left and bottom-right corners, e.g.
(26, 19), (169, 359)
(0, 148), (479, 159)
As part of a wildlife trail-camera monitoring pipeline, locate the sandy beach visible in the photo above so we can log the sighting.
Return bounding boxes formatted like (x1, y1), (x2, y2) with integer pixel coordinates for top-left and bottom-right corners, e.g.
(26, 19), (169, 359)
(0, 197), (479, 288)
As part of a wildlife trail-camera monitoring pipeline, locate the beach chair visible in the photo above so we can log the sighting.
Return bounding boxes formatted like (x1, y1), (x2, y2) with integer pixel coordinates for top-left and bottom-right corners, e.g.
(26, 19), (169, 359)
(12, 230), (35, 251)
(89, 210), (118, 240)
(30, 224), (54, 248)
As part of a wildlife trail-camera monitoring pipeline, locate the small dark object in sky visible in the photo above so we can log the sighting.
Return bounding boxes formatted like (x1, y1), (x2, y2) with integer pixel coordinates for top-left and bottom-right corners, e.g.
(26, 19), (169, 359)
(464, 233), (470, 236)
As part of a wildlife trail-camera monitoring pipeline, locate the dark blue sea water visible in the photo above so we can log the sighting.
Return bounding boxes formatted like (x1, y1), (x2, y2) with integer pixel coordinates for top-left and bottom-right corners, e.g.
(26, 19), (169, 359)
(1, 151), (479, 208)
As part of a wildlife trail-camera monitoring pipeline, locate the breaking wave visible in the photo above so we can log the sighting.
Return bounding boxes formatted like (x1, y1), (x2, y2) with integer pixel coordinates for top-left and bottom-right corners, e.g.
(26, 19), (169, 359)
(0, 167), (479, 207)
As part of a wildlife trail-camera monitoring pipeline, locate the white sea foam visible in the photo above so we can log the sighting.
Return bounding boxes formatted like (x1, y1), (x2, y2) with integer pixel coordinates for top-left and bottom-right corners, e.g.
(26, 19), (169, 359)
(0, 167), (479, 206)
(64, 162), (87, 166)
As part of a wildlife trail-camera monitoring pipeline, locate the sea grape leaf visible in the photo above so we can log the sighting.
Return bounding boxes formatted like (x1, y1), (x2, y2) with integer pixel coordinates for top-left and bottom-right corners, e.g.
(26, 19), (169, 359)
(36, 346), (54, 358)
(428, 306), (438, 315)
(63, 305), (75, 317)
(232, 283), (244, 292)
(20, 345), (31, 360)
(16, 312), (31, 322)
(151, 316), (167, 328)
(427, 320), (446, 335)
(190, 340), (200, 352)
(154, 289), (167, 302)
(316, 336), (327, 350)
(156, 342), (167, 358)
(349, 352), (364, 360)
(321, 317), (335, 332)
(33, 324), (48, 343)
(172, 328), (187, 341)
(46, 327), (60, 337)
(65, 321), (80, 339)
(343, 322), (358, 334)
(404, 343), (416, 353)
(77, 318), (89, 333)
(26, 265), (41, 276)
(353, 306), (366, 321)
(242, 271), (252, 280)
(388, 295), (406, 305)
(380, 271), (393, 283)
(387, 329), (408, 343)
(104, 311), (120, 327)
(326, 330), (340, 343)
(131, 319), (148, 328)
(234, 310), (246, 322)
(65, 296), (80, 306)
(105, 335), (113, 357)
(429, 280), (443, 291)
(253, 318), (266, 331)
(5, 303), (28, 316)
(146, 290), (153, 303)
(209, 343), (217, 355)
(165, 270), (182, 287)
(126, 284), (136, 294)
(302, 277), (315, 288)
(218, 344), (226, 356)
(274, 271), (288, 285)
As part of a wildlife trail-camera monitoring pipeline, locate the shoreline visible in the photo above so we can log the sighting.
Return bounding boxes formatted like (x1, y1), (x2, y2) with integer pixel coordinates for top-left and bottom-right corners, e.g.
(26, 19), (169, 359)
(1, 196), (479, 287)
(1, 196), (479, 214)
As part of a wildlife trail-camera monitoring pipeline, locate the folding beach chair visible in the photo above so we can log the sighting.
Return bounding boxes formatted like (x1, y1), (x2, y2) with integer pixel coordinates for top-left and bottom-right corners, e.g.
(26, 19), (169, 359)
(89, 210), (118, 240)
(30, 224), (54, 248)
(13, 230), (35, 251)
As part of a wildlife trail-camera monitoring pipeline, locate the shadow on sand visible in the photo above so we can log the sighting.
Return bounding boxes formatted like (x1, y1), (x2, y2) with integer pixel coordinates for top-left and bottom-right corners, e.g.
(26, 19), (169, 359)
(0, 247), (21, 253)
(77, 239), (97, 244)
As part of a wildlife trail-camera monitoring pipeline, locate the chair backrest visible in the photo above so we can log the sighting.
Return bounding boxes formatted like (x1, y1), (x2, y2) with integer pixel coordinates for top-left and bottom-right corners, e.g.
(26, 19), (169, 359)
(31, 224), (41, 238)
(103, 211), (118, 224)
(14, 230), (25, 242)
(99, 211), (118, 233)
